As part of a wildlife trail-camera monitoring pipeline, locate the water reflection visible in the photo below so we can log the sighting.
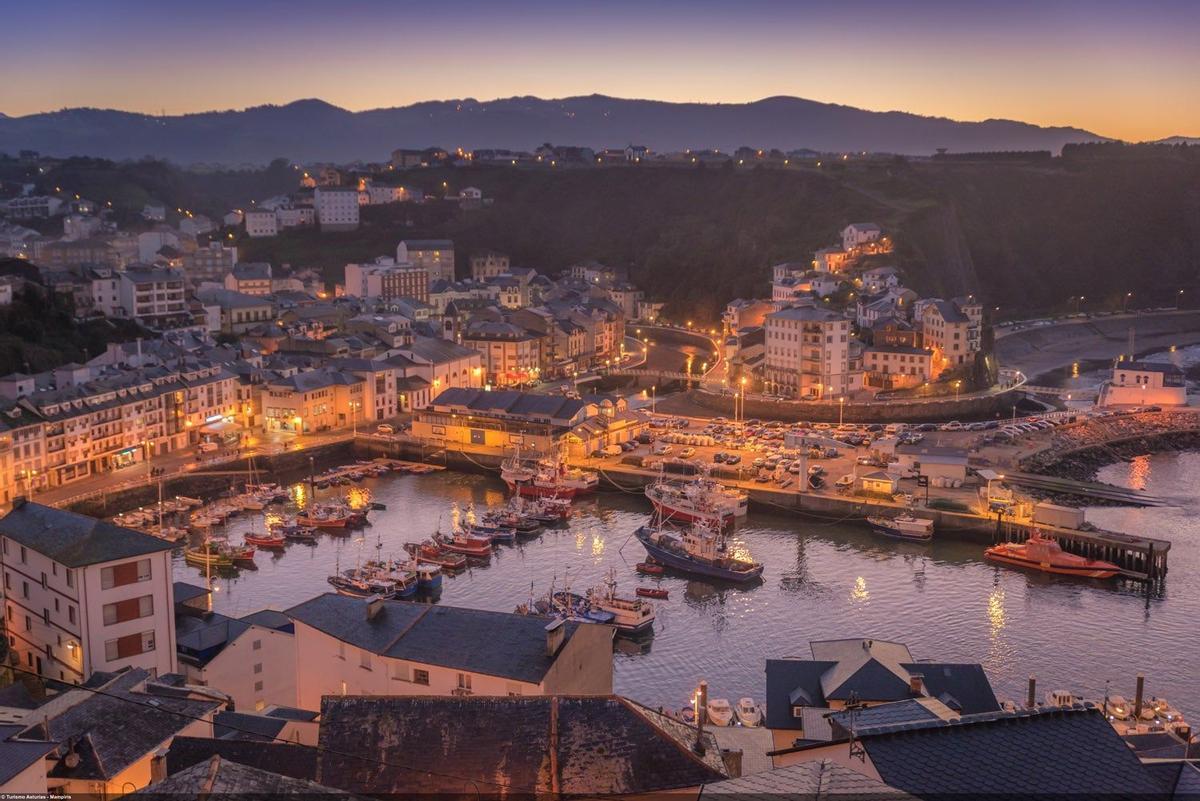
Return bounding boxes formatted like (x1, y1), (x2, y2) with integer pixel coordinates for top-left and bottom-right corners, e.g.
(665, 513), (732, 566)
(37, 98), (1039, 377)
(850, 575), (870, 603)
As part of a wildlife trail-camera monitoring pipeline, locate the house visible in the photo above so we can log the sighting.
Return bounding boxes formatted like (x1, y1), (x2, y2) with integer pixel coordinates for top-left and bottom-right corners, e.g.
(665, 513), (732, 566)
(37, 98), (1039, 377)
(0, 724), (56, 794)
(770, 706), (1163, 799)
(20, 668), (221, 796)
(314, 695), (729, 796)
(469, 250), (509, 280)
(764, 638), (999, 750)
(861, 265), (901, 294)
(841, 223), (883, 252)
(858, 471), (899, 495)
(397, 239), (454, 284)
(223, 262), (272, 296)
(174, 588), (297, 712)
(921, 299), (975, 374)
(285, 593), (614, 710)
(895, 444), (968, 483)
(0, 501), (178, 683)
(137, 755), (357, 798)
(698, 758), (912, 799)
(195, 289), (275, 334)
(118, 266), (188, 327)
(1100, 360), (1188, 406)
(461, 319), (543, 386)
(862, 345), (932, 390)
(762, 306), (852, 399)
(262, 369), (364, 434)
(387, 336), (484, 393)
(165, 736), (319, 782)
(243, 209), (278, 238)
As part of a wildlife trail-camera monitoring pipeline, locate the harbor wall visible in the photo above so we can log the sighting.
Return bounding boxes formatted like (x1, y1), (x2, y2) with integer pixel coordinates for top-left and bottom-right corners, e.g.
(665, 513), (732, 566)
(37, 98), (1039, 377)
(679, 388), (1025, 424)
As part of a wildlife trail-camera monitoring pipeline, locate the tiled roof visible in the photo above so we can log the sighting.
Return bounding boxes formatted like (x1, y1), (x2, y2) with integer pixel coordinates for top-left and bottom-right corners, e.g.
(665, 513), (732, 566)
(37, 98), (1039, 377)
(285, 593), (586, 683)
(141, 755), (357, 798)
(166, 736), (319, 782)
(430, 387), (586, 425)
(0, 501), (173, 568)
(0, 723), (56, 786)
(699, 758), (912, 800)
(316, 695), (726, 796)
(213, 711), (287, 742)
(861, 705), (1162, 798)
(928, 299), (969, 323)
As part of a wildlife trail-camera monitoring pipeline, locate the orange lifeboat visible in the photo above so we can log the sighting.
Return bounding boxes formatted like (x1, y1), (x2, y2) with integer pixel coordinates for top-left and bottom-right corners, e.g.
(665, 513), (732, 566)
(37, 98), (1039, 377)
(984, 531), (1120, 579)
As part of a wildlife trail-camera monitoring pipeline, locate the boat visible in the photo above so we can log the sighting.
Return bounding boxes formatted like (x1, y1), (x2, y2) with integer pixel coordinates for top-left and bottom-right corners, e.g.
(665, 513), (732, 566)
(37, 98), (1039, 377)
(328, 572), (398, 599)
(984, 531), (1120, 579)
(501, 447), (600, 499)
(735, 698), (763, 727)
(244, 531), (286, 549)
(1105, 695), (1132, 720)
(834, 474), (856, 491)
(297, 503), (353, 529)
(405, 541), (468, 571)
(586, 570), (656, 636)
(645, 473), (748, 524)
(183, 542), (233, 568)
(635, 587), (669, 599)
(281, 526), (318, 544)
(1044, 690), (1081, 707)
(636, 561), (665, 576)
(437, 530), (492, 558)
(867, 513), (934, 542)
(706, 698), (734, 726)
(635, 521), (764, 583)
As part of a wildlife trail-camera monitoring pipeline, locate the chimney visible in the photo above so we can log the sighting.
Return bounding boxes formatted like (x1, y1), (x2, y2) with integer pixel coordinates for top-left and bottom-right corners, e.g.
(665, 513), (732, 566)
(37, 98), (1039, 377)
(365, 596), (385, 620)
(545, 618), (565, 657)
(909, 673), (924, 696)
(1027, 675), (1037, 709)
(720, 748), (743, 779)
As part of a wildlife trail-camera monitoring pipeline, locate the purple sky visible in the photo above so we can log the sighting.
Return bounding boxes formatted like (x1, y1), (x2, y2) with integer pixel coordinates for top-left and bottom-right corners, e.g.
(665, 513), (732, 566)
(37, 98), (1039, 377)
(3, 0), (1198, 140)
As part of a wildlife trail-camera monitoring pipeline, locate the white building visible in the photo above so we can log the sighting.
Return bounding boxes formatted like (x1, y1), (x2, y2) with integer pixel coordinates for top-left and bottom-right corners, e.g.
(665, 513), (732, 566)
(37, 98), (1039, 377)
(387, 337), (485, 394)
(118, 266), (188, 325)
(3, 196), (63, 219)
(0, 501), (178, 684)
(841, 222), (883, 252)
(314, 187), (360, 231)
(137, 229), (180, 262)
(763, 305), (853, 399)
(62, 214), (102, 242)
(1100, 361), (1188, 406)
(398, 239), (455, 285)
(244, 209), (278, 238)
(286, 593), (614, 711)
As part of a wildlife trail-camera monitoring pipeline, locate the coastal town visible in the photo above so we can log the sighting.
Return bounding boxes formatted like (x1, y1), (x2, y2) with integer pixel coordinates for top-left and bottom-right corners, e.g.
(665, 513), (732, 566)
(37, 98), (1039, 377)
(0, 143), (1195, 801)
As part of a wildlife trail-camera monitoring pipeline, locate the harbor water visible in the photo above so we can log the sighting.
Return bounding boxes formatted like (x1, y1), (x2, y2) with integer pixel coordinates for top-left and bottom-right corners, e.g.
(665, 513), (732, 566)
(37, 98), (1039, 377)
(174, 456), (1200, 715)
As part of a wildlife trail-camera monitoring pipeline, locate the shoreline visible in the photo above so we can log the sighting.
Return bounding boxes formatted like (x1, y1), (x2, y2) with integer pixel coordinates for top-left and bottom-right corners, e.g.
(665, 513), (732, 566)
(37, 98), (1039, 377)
(1022, 431), (1200, 504)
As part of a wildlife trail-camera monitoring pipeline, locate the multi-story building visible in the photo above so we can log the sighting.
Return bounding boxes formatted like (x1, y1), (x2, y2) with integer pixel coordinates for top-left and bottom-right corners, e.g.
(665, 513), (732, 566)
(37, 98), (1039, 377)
(244, 209), (278, 238)
(921, 298), (980, 374)
(862, 344), (933, 390)
(40, 239), (121, 270)
(386, 337), (484, 395)
(763, 305), (852, 399)
(118, 266), (188, 327)
(262, 369), (364, 434)
(275, 205), (315, 229)
(469, 250), (509, 281)
(841, 222), (883, 252)
(0, 501), (178, 684)
(344, 260), (429, 302)
(461, 321), (543, 387)
(314, 187), (360, 231)
(812, 247), (850, 273)
(184, 241), (238, 283)
(723, 298), (775, 334)
(196, 289), (275, 334)
(223, 262), (272, 295)
(3, 196), (63, 219)
(398, 239), (454, 285)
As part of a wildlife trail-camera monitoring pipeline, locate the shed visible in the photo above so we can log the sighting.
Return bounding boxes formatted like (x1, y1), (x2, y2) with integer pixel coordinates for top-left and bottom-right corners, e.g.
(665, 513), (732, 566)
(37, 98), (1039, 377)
(895, 444), (968, 483)
(859, 471), (899, 495)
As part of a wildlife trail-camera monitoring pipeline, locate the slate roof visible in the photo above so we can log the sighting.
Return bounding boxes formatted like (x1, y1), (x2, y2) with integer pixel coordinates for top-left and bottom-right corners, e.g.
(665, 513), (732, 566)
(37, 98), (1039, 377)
(0, 501), (174, 568)
(429, 387), (586, 425)
(0, 682), (42, 711)
(402, 239), (453, 250)
(828, 698), (948, 737)
(175, 612), (251, 668)
(139, 755), (356, 798)
(285, 593), (584, 684)
(399, 336), (479, 365)
(0, 723), (56, 786)
(928, 299), (969, 324)
(21, 669), (221, 781)
(860, 706), (1162, 798)
(767, 306), (845, 323)
(316, 695), (727, 796)
(239, 609), (294, 633)
(173, 581), (210, 605)
(699, 758), (913, 800)
(166, 736), (319, 782)
(213, 711), (288, 742)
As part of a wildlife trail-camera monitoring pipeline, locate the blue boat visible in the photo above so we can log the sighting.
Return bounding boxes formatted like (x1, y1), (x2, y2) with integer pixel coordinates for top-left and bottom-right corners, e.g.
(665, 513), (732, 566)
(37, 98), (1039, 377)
(466, 522), (515, 544)
(635, 523), (763, 584)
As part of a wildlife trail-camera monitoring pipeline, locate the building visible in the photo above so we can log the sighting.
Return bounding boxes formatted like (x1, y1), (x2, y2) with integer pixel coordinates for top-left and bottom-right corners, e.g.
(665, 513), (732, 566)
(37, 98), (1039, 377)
(314, 694), (727, 797)
(20, 668), (220, 797)
(196, 289), (275, 334)
(0, 501), (178, 683)
(343, 260), (429, 302)
(841, 222), (883, 252)
(0, 725), (56, 794)
(470, 250), (509, 280)
(698, 759), (910, 799)
(313, 188), (359, 231)
(461, 320), (543, 387)
(387, 336), (484, 394)
(184, 241), (238, 283)
(763, 306), (853, 399)
(3, 196), (63, 219)
(1100, 360), (1188, 406)
(40, 239), (120, 270)
(286, 593), (614, 710)
(764, 638), (999, 751)
(397, 239), (454, 285)
(862, 345), (933, 390)
(223, 262), (272, 295)
(921, 299), (978, 374)
(813, 247), (850, 273)
(175, 587), (298, 713)
(723, 298), (775, 334)
(243, 209), (278, 238)
(894, 444), (969, 483)
(262, 370), (363, 434)
(118, 266), (189, 327)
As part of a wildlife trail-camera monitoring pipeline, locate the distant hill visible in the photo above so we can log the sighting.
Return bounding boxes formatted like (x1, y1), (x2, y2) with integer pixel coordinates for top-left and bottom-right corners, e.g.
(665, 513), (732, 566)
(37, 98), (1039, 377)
(0, 95), (1107, 164)
(1152, 136), (1200, 146)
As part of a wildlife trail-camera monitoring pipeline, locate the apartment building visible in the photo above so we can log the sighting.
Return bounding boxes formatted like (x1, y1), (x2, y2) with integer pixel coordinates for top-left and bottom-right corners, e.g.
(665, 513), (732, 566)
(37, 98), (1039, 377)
(118, 266), (188, 327)
(184, 241), (238, 283)
(461, 321), (543, 387)
(344, 260), (429, 302)
(921, 298), (980, 374)
(223, 262), (272, 295)
(387, 337), (484, 394)
(862, 344), (933, 390)
(0, 501), (177, 684)
(469, 250), (509, 280)
(244, 209), (278, 238)
(314, 187), (360, 231)
(763, 305), (852, 399)
(262, 369), (364, 434)
(397, 240), (454, 285)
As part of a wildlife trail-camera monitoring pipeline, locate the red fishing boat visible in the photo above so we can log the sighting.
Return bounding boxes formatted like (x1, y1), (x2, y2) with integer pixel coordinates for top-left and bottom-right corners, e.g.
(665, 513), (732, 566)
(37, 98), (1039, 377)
(436, 530), (492, 558)
(985, 531), (1120, 579)
(405, 541), (468, 571)
(636, 587), (669, 599)
(297, 503), (352, 529)
(244, 531), (286, 549)
(636, 561), (665, 576)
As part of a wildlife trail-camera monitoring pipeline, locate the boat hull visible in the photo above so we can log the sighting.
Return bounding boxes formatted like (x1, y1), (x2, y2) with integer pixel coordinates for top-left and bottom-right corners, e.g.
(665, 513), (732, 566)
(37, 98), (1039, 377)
(868, 522), (932, 542)
(649, 497), (731, 526)
(984, 549), (1118, 579)
(635, 527), (763, 584)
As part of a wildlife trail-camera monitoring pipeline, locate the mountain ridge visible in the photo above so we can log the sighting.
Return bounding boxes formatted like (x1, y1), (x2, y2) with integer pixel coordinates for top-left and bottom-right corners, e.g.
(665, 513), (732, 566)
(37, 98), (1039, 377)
(0, 93), (1109, 164)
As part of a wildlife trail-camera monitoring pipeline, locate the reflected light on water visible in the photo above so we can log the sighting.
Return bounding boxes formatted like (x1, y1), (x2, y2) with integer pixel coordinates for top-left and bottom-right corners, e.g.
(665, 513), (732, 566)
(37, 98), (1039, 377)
(591, 534), (605, 559)
(988, 586), (1007, 635)
(850, 575), (869, 603)
(1127, 456), (1151, 491)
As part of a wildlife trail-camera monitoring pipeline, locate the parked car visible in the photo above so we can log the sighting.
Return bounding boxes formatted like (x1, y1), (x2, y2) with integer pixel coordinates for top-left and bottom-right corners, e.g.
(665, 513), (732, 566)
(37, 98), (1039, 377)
(376, 423), (395, 435)
(713, 452), (729, 463)
(603, 444), (624, 456)
(680, 447), (696, 458)
(651, 443), (673, 455)
(724, 454), (742, 465)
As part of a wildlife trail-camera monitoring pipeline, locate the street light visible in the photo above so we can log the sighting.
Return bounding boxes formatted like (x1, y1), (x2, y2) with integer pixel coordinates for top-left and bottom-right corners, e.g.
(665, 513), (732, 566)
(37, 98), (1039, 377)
(954, 380), (962, 401)
(838, 396), (845, 427)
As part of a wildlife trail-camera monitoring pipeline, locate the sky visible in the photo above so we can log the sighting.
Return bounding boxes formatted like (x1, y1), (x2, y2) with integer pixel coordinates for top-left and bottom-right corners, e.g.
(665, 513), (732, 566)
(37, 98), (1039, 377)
(2, 0), (1198, 141)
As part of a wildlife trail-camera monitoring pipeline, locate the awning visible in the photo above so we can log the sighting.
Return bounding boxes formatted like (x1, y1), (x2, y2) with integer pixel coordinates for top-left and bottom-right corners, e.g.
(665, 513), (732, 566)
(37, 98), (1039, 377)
(976, 469), (1003, 482)
(200, 418), (241, 434)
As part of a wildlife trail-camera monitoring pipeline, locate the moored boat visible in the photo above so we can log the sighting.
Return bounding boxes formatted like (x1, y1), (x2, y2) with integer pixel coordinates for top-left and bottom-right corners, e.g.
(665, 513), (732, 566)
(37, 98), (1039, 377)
(405, 541), (468, 571)
(501, 448), (599, 499)
(867, 513), (934, 542)
(635, 522), (763, 584)
(636, 561), (664, 576)
(244, 531), (286, 549)
(984, 531), (1120, 579)
(706, 698), (734, 726)
(586, 570), (656, 636)
(183, 542), (233, 568)
(735, 697), (763, 727)
(635, 587), (669, 599)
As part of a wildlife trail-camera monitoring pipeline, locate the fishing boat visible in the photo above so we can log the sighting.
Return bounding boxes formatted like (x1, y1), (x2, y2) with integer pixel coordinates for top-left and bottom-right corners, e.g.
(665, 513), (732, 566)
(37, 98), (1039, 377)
(281, 526), (318, 544)
(586, 570), (656, 636)
(635, 587), (669, 600)
(183, 542), (233, 569)
(437, 530), (492, 558)
(984, 531), (1120, 579)
(635, 521), (764, 583)
(406, 560), (443, 590)
(501, 447), (599, 499)
(297, 503), (352, 529)
(636, 561), (665, 576)
(645, 473), (748, 524)
(244, 531), (286, 549)
(526, 497), (572, 522)
(735, 698), (763, 727)
(706, 698), (734, 726)
(405, 541), (468, 571)
(328, 571), (398, 599)
(215, 539), (256, 567)
(867, 513), (934, 542)
(460, 504), (515, 543)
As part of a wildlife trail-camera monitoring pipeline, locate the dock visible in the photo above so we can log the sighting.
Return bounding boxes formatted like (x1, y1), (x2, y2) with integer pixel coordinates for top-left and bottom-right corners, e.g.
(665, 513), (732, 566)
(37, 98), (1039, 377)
(999, 471), (1169, 506)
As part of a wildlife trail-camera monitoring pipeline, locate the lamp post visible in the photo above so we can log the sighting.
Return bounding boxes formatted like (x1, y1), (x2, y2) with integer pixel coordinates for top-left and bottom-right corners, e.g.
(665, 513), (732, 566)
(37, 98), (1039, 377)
(1123, 292), (1132, 313)
(838, 396), (845, 427)
(954, 380), (962, 401)
(651, 385), (657, 415)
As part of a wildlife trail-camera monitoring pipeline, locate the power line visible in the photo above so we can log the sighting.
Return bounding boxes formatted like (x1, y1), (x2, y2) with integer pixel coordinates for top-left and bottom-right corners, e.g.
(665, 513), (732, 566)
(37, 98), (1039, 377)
(3, 665), (526, 794)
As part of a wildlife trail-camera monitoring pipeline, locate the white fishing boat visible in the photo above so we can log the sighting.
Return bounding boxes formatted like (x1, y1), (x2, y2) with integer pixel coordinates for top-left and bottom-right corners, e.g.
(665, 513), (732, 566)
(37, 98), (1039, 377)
(867, 513), (934, 542)
(706, 698), (734, 726)
(585, 569), (656, 636)
(735, 697), (763, 727)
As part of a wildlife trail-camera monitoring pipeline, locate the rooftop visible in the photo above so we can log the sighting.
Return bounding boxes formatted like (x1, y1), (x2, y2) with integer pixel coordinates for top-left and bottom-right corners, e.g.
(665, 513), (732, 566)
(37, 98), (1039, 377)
(429, 387), (587, 426)
(0, 723), (56, 787)
(166, 736), (319, 783)
(0, 501), (174, 568)
(140, 755), (356, 799)
(699, 758), (912, 800)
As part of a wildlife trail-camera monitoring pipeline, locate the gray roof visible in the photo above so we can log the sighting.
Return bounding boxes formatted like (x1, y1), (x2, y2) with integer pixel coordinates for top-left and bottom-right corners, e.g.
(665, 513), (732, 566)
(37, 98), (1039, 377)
(213, 711), (288, 742)
(0, 501), (174, 568)
(828, 698), (944, 736)
(768, 306), (845, 323)
(175, 612), (251, 668)
(402, 239), (453, 249)
(22, 669), (221, 781)
(398, 336), (479, 365)
(0, 724), (56, 786)
(165, 737), (319, 783)
(699, 758), (913, 800)
(895, 444), (968, 460)
(239, 609), (293, 632)
(1120, 360), (1186, 376)
(928, 299), (969, 323)
(139, 755), (356, 798)
(860, 705), (1162, 798)
(316, 695), (727, 796)
(430, 387), (586, 425)
(286, 593), (585, 683)
(231, 262), (271, 280)
(173, 581), (210, 604)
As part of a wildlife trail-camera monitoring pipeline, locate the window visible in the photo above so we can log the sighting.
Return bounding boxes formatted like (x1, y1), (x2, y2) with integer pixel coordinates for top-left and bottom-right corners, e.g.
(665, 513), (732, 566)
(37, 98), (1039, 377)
(506, 683), (522, 697)
(253, 663), (262, 674)
(391, 663), (409, 682)
(104, 631), (155, 661)
(412, 668), (430, 686)
(255, 700), (266, 711)
(102, 595), (153, 625)
(101, 559), (151, 589)
(21, 581), (27, 599)
(457, 673), (472, 691)
(252, 639), (262, 651)
(68, 606), (76, 625)
(3, 573), (8, 591)
(24, 616), (30, 632)
(254, 680), (263, 692)
(40, 572), (46, 589)
(360, 650), (372, 670)
(19, 546), (26, 564)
